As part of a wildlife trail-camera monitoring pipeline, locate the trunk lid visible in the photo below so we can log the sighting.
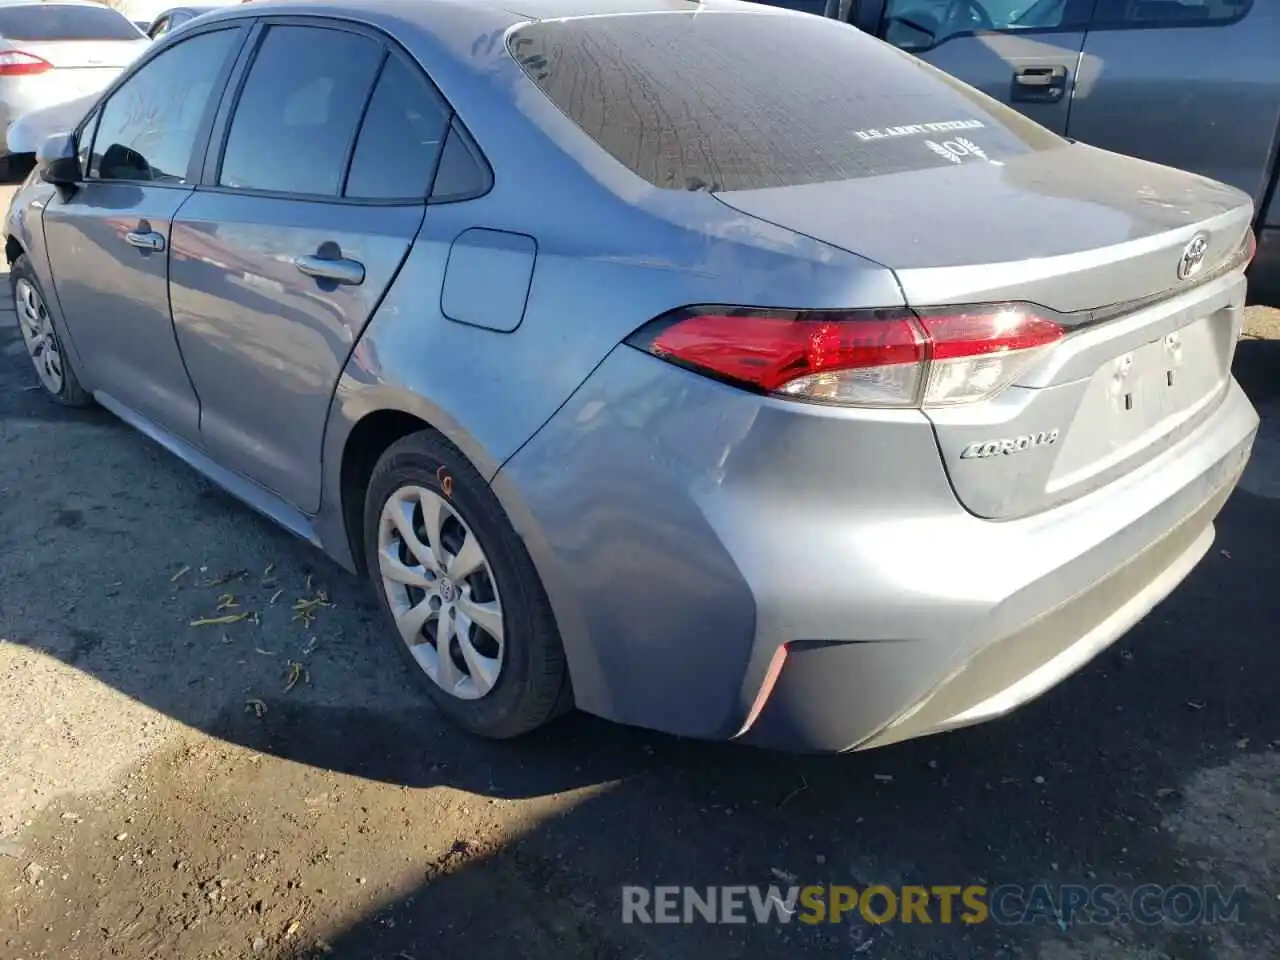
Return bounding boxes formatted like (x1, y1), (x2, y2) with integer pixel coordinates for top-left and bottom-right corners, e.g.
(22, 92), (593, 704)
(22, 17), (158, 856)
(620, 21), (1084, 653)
(716, 145), (1255, 519)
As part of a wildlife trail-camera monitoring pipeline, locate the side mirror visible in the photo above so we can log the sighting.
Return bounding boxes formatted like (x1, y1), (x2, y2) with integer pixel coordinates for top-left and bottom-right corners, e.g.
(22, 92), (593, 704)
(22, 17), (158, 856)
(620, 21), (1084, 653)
(37, 132), (81, 187)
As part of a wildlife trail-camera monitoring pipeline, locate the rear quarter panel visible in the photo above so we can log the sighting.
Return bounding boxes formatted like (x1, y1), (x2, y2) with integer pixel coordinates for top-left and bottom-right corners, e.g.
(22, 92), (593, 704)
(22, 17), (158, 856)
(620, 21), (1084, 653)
(314, 180), (899, 569)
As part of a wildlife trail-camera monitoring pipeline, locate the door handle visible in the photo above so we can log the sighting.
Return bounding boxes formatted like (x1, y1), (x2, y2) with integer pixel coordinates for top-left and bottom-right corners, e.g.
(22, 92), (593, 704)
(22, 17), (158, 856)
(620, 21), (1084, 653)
(124, 230), (165, 252)
(294, 254), (365, 286)
(1012, 65), (1068, 103)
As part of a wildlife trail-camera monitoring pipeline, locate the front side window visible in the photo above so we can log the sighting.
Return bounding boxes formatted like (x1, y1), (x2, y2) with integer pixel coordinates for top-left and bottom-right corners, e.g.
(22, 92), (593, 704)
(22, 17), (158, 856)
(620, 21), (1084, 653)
(882, 0), (1093, 50)
(90, 28), (239, 183)
(218, 25), (383, 196)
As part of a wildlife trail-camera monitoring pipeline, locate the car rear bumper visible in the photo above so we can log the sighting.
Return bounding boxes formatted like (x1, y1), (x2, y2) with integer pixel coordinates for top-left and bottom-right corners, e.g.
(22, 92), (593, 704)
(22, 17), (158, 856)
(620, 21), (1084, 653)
(496, 347), (1257, 752)
(742, 380), (1255, 752)
(748, 416), (1251, 753)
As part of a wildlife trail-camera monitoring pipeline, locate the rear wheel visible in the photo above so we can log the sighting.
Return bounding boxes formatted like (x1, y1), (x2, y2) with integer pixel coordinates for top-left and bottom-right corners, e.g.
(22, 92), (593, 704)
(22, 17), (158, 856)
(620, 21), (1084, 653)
(11, 255), (92, 407)
(363, 430), (570, 738)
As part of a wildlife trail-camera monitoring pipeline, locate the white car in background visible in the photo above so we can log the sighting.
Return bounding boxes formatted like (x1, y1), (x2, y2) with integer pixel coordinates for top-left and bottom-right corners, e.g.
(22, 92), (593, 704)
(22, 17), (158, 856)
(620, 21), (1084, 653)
(5, 87), (98, 166)
(0, 0), (149, 177)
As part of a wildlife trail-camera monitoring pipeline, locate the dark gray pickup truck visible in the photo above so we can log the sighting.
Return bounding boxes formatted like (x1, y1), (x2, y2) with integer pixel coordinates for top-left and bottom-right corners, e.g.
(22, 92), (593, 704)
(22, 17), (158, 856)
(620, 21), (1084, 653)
(764, 0), (1280, 304)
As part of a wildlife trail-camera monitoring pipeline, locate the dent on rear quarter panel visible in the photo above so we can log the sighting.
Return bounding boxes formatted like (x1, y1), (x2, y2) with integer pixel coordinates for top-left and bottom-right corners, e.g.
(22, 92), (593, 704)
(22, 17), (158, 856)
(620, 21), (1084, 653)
(314, 157), (902, 569)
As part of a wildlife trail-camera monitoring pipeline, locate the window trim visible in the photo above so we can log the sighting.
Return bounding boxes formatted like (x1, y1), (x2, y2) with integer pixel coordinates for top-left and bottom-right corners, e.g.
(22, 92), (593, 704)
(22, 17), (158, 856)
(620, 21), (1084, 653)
(198, 14), (493, 207)
(338, 48), (393, 198)
(73, 22), (250, 188)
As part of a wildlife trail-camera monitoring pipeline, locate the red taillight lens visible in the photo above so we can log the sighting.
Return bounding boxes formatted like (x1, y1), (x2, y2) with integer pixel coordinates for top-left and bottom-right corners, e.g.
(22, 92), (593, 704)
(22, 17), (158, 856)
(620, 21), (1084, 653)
(648, 309), (924, 398)
(1245, 230), (1257, 266)
(0, 51), (52, 76)
(629, 303), (1064, 408)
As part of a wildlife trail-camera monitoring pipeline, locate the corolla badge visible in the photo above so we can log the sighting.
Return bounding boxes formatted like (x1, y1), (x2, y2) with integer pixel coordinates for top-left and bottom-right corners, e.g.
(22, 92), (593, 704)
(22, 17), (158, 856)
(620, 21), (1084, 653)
(960, 430), (1060, 460)
(1177, 232), (1210, 281)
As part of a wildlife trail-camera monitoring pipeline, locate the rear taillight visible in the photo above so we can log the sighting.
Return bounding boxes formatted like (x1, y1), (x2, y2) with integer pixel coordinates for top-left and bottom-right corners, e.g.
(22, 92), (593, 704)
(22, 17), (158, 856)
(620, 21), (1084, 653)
(0, 51), (52, 76)
(627, 303), (1064, 408)
(1245, 230), (1257, 267)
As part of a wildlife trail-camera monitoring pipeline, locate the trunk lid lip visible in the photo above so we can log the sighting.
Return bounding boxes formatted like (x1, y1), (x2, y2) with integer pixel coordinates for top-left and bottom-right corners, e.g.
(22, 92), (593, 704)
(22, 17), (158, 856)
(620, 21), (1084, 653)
(892, 206), (1254, 312)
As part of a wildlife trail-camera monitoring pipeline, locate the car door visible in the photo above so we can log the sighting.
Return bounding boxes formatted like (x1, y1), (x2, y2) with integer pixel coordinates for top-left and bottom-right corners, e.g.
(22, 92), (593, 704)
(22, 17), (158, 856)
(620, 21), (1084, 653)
(40, 23), (246, 438)
(169, 19), (447, 511)
(873, 0), (1097, 133)
(1069, 0), (1280, 208)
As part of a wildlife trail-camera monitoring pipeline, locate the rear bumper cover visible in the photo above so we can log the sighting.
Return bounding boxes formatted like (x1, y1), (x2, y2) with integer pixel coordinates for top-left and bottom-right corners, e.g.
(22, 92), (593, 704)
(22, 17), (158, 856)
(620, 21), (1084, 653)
(497, 345), (1257, 752)
(741, 380), (1256, 752)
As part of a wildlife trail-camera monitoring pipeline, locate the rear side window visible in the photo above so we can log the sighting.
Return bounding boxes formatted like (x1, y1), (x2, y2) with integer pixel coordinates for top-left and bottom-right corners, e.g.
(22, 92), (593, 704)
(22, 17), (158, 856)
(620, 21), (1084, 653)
(219, 25), (383, 196)
(345, 55), (450, 200)
(508, 12), (1064, 192)
(0, 5), (142, 41)
(429, 121), (492, 202)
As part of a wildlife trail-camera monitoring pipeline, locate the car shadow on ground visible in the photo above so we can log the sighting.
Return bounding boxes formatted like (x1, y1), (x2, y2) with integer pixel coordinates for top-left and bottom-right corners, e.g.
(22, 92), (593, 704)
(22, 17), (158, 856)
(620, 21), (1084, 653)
(1, 319), (1278, 957)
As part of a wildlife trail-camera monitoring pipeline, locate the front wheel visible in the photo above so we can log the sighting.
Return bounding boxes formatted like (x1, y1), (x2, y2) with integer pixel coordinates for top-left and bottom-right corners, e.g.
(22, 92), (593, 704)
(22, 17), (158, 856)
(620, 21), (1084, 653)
(363, 430), (570, 738)
(11, 255), (92, 407)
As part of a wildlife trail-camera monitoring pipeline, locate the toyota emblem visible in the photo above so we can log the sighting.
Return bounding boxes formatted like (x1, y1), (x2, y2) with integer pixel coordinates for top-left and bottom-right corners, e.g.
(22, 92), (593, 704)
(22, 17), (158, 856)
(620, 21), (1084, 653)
(1177, 232), (1210, 281)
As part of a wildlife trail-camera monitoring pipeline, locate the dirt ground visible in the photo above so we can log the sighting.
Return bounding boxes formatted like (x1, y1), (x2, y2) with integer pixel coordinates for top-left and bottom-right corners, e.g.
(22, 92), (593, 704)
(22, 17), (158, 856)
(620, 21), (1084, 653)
(2, 190), (1278, 957)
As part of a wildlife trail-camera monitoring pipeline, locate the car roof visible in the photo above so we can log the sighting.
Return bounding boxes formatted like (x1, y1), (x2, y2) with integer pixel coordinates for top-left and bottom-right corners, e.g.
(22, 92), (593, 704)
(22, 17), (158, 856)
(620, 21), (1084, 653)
(192, 0), (771, 30)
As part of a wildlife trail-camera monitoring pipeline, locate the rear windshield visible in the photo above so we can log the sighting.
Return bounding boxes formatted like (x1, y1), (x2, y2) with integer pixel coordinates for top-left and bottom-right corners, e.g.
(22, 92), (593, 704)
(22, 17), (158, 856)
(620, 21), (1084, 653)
(0, 5), (142, 41)
(508, 11), (1065, 192)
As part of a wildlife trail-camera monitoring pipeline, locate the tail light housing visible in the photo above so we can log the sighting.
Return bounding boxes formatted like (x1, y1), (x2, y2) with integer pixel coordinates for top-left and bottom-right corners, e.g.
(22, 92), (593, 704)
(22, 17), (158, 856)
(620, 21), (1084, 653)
(627, 303), (1065, 408)
(0, 51), (52, 76)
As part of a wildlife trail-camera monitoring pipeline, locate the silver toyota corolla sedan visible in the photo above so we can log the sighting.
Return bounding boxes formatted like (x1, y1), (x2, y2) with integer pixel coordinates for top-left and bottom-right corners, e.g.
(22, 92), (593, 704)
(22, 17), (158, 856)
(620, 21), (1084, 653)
(4, 0), (1260, 752)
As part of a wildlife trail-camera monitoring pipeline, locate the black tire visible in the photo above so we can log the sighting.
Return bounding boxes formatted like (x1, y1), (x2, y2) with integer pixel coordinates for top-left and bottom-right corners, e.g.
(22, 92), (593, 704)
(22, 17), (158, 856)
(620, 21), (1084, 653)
(363, 429), (571, 738)
(10, 254), (93, 408)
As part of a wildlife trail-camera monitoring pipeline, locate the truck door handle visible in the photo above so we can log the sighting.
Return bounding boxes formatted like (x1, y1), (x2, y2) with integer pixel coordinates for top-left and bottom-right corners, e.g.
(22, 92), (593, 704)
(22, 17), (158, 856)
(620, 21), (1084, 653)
(1012, 65), (1068, 103)
(124, 230), (165, 252)
(294, 254), (365, 286)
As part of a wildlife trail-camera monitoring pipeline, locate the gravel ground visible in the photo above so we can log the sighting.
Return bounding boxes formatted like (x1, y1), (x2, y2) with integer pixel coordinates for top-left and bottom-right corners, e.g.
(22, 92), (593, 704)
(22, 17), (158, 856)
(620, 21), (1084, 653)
(1, 188), (1278, 959)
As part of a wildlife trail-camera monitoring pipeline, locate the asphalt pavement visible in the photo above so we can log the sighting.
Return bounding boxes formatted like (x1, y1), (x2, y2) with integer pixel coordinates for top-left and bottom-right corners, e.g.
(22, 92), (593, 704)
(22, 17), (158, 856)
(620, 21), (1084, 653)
(1, 179), (1278, 959)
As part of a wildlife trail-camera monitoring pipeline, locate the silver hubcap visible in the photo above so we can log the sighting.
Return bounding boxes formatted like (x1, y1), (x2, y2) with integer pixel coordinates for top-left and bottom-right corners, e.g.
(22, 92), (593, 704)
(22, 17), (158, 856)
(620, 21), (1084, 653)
(378, 485), (505, 700)
(14, 278), (63, 394)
